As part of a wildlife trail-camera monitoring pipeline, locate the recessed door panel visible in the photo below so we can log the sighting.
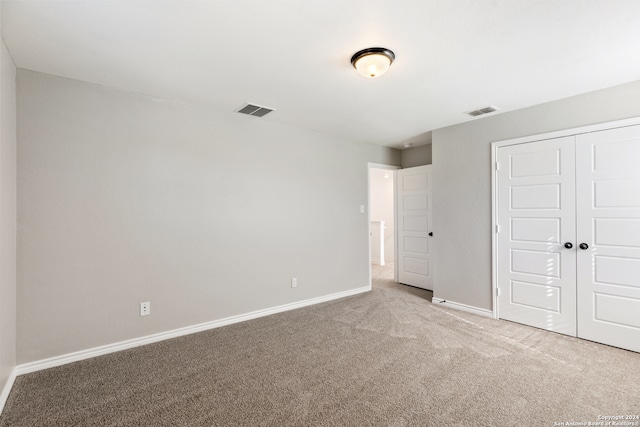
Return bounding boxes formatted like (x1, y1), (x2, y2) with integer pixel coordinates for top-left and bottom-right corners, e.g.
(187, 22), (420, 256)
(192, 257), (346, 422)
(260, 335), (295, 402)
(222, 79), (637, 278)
(511, 218), (560, 243)
(511, 280), (561, 312)
(511, 184), (560, 209)
(595, 293), (640, 329)
(594, 138), (640, 171)
(404, 236), (428, 254)
(511, 249), (560, 278)
(594, 256), (640, 288)
(404, 215), (428, 232)
(594, 219), (640, 247)
(594, 179), (640, 208)
(404, 257), (428, 275)
(403, 194), (428, 211)
(510, 149), (560, 178)
(402, 173), (427, 191)
(402, 272), (428, 288)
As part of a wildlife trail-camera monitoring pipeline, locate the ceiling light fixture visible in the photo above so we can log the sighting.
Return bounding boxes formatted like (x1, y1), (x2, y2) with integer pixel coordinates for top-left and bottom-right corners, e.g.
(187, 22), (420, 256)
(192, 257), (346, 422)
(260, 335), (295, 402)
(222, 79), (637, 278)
(350, 47), (395, 78)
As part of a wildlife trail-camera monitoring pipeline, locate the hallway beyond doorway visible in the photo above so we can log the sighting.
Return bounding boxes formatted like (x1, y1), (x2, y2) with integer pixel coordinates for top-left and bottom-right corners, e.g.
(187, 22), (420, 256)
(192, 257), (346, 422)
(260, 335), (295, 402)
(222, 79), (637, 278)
(371, 263), (432, 302)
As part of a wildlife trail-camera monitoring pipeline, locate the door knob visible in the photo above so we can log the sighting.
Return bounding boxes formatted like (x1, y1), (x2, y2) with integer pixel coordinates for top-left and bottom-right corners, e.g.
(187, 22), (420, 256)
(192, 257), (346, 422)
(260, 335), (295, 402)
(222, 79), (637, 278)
(579, 243), (589, 250)
(564, 242), (573, 249)
(428, 232), (433, 237)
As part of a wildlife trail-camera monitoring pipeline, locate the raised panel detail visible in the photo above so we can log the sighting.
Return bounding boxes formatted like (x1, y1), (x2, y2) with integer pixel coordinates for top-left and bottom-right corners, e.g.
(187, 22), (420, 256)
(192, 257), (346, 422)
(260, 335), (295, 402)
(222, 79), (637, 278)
(511, 280), (560, 312)
(402, 273), (427, 287)
(403, 194), (428, 211)
(404, 257), (428, 275)
(510, 149), (560, 178)
(595, 256), (640, 288)
(594, 219), (640, 247)
(512, 249), (560, 278)
(595, 293), (640, 329)
(594, 139), (640, 171)
(404, 215), (427, 232)
(404, 236), (428, 254)
(511, 184), (560, 209)
(594, 179), (640, 208)
(511, 218), (560, 243)
(402, 174), (427, 191)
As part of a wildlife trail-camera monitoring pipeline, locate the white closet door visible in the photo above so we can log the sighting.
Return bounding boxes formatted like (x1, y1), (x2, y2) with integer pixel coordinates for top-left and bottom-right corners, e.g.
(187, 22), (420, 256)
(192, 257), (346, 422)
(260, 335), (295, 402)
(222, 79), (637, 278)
(497, 137), (577, 335)
(576, 125), (640, 352)
(397, 165), (432, 290)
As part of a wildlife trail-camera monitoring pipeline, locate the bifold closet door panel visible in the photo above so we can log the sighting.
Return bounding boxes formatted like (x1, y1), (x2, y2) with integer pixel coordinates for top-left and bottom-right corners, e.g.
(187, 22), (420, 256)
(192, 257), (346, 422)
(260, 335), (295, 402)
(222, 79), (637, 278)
(497, 136), (577, 335)
(576, 125), (640, 352)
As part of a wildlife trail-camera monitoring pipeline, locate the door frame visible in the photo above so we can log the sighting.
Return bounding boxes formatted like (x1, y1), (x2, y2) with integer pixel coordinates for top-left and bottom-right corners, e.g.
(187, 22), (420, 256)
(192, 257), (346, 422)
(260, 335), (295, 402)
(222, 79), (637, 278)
(368, 163), (400, 287)
(491, 116), (640, 321)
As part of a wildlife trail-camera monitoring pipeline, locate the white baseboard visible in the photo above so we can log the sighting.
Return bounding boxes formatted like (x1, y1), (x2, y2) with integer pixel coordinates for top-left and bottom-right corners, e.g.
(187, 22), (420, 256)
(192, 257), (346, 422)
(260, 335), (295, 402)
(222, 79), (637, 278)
(431, 297), (495, 318)
(15, 285), (371, 376)
(0, 368), (17, 415)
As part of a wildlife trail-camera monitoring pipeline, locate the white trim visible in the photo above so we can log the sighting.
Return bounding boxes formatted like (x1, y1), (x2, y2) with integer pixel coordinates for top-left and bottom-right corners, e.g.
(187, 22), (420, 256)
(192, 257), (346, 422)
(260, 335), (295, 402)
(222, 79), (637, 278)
(368, 163), (400, 171)
(490, 140), (499, 319)
(15, 286), (370, 376)
(393, 168), (399, 283)
(490, 116), (640, 322)
(0, 368), (17, 415)
(432, 298), (494, 318)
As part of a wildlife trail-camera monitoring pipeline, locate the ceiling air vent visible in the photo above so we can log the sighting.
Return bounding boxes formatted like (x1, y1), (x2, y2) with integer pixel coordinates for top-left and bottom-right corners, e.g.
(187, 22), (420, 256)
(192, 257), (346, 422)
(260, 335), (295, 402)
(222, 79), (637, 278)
(466, 105), (499, 117)
(237, 103), (275, 117)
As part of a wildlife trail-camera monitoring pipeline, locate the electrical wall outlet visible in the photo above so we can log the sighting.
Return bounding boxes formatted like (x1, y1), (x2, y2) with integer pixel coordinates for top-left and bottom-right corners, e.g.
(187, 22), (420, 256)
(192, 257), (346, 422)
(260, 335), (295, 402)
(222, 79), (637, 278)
(291, 277), (297, 288)
(140, 301), (151, 316)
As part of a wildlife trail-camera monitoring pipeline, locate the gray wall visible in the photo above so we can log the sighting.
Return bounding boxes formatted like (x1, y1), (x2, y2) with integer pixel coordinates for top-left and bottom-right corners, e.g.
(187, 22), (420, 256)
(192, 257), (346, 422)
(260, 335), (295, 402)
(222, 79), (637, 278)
(432, 79), (640, 311)
(0, 39), (17, 394)
(401, 144), (432, 168)
(16, 70), (400, 363)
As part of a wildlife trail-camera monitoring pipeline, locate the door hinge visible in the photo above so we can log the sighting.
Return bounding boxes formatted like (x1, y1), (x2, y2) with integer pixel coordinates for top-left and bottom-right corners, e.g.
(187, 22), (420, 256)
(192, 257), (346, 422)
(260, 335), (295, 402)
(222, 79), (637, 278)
(496, 288), (501, 297)
(496, 224), (500, 233)
(495, 161), (500, 171)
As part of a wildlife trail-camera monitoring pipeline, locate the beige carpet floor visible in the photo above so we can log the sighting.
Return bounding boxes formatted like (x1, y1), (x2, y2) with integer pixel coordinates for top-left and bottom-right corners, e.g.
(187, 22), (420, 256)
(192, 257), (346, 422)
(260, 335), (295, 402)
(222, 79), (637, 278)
(1, 264), (639, 426)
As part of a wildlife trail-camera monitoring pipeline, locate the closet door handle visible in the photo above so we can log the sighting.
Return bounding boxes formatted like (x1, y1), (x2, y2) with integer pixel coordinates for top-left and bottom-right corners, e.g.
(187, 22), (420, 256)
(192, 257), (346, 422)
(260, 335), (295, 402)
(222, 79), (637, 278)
(564, 242), (573, 249)
(428, 232), (433, 237)
(579, 243), (589, 250)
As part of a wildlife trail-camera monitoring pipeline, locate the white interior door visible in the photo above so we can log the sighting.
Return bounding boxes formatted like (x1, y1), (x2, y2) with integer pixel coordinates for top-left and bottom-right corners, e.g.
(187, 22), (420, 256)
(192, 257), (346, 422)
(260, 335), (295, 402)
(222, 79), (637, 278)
(576, 125), (640, 352)
(397, 165), (432, 290)
(497, 137), (577, 335)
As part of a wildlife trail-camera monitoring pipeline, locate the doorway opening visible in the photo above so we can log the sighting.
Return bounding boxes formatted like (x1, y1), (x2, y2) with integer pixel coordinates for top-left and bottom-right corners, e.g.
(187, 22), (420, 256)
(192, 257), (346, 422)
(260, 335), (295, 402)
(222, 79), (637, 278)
(368, 164), (398, 286)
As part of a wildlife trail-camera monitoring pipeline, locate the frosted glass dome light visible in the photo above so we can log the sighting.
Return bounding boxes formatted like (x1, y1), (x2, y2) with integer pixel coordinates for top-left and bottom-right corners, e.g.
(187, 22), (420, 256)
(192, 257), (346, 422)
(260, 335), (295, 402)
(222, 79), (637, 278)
(351, 47), (395, 78)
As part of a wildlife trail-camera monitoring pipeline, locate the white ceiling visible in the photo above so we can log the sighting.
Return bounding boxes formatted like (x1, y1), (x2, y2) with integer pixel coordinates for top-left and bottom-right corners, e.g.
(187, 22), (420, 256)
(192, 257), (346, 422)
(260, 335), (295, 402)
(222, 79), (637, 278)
(3, 0), (640, 149)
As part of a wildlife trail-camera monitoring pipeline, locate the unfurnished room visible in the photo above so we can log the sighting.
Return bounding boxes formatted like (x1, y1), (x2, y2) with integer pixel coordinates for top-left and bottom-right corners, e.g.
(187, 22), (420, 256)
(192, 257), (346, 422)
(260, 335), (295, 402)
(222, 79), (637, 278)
(0, 1), (640, 426)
